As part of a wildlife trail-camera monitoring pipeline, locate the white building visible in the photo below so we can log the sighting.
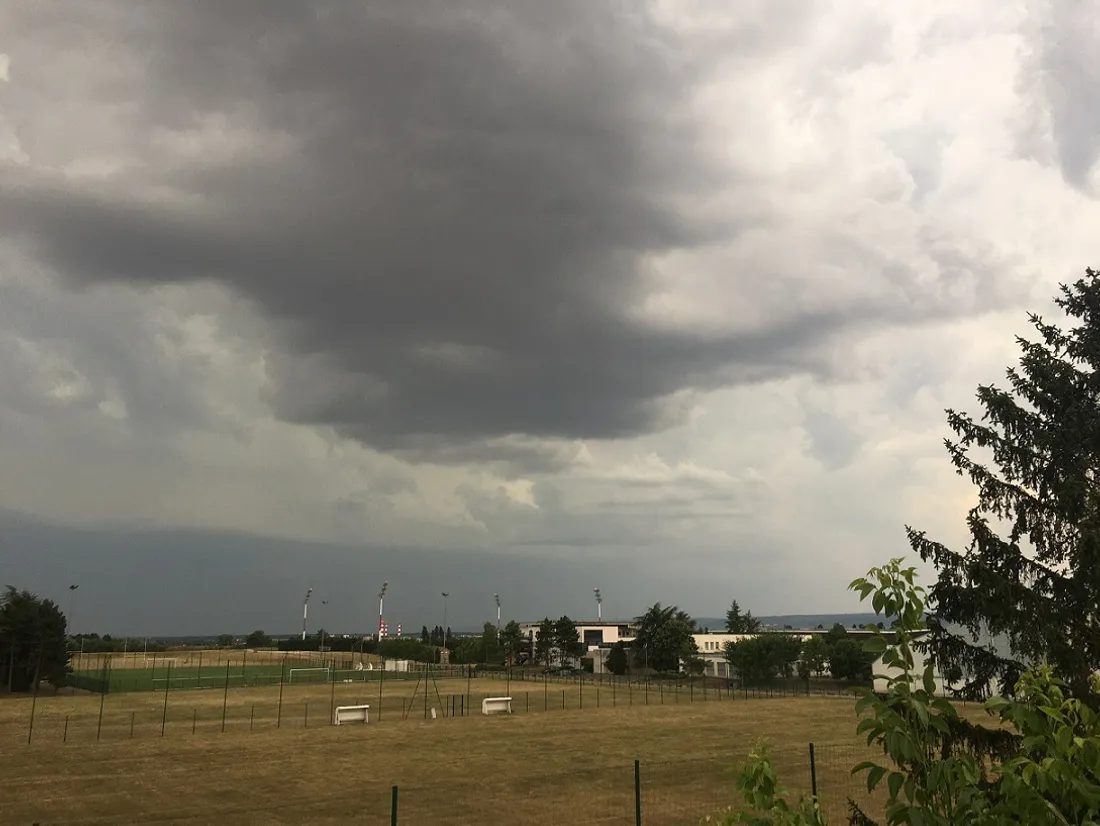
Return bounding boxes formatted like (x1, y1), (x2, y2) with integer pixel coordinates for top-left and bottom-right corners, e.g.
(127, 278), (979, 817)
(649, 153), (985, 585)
(518, 621), (835, 676)
(872, 632), (999, 698)
(518, 621), (636, 652)
(693, 632), (816, 678)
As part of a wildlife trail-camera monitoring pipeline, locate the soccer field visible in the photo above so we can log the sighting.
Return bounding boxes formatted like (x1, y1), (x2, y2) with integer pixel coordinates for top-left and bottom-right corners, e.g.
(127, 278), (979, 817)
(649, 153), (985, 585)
(73, 663), (403, 693)
(68, 650), (407, 693)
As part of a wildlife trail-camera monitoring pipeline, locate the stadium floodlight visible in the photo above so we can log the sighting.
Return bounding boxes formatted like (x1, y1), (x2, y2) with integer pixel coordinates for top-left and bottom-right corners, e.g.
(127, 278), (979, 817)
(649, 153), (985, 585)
(442, 592), (449, 650)
(378, 581), (389, 640)
(302, 587), (313, 640)
(594, 587), (603, 622)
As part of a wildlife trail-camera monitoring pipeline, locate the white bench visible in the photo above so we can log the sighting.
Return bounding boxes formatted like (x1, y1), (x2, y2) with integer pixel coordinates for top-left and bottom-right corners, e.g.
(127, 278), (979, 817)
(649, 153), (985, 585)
(333, 704), (370, 725)
(482, 696), (512, 715)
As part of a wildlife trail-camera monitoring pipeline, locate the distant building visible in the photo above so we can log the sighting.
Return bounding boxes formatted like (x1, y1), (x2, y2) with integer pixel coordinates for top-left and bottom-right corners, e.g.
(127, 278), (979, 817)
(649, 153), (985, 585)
(873, 630), (1004, 698)
(692, 631), (817, 678)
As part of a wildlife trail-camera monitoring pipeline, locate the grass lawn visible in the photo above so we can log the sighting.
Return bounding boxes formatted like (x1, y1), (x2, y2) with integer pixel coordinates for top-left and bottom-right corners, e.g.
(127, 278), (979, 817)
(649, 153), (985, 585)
(72, 663), (406, 693)
(0, 680), (998, 825)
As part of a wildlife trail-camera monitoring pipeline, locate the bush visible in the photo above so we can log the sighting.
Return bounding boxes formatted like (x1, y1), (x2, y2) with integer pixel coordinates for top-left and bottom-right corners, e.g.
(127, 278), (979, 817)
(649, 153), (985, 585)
(707, 558), (1100, 825)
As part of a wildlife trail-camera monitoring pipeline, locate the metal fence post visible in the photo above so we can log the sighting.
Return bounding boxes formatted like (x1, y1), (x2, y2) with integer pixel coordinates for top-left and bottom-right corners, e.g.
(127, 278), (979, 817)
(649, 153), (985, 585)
(391, 784), (399, 825)
(96, 682), (106, 741)
(221, 660), (231, 732)
(160, 662), (171, 736)
(809, 742), (818, 799)
(634, 759), (642, 826)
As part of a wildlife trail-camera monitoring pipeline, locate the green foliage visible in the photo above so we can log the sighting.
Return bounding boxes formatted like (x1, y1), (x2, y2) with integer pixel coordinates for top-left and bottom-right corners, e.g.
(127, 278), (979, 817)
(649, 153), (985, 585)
(715, 558), (1100, 825)
(554, 616), (584, 666)
(702, 741), (827, 825)
(0, 587), (70, 693)
(445, 635), (483, 664)
(480, 621), (503, 664)
(376, 637), (432, 662)
(244, 630), (272, 648)
(634, 603), (698, 672)
(799, 635), (829, 679)
(725, 634), (804, 686)
(534, 618), (555, 667)
(606, 641), (629, 676)
(823, 624), (848, 647)
(500, 620), (524, 666)
(908, 268), (1100, 702)
(726, 600), (762, 634)
(216, 633), (235, 648)
(828, 638), (875, 683)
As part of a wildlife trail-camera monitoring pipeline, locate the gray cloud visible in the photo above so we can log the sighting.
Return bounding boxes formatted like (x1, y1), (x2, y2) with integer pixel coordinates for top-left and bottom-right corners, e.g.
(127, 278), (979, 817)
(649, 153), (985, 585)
(0, 1), (1000, 468)
(2, 2), (1088, 631)
(0, 508), (791, 635)
(1017, 0), (1100, 193)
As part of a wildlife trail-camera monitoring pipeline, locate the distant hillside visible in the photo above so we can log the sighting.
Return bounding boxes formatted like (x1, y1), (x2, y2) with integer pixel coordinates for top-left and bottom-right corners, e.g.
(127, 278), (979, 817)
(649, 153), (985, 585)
(693, 612), (885, 631)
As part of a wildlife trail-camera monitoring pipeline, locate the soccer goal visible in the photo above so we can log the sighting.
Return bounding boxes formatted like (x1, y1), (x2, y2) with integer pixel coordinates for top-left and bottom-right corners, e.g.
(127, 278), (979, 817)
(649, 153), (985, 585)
(288, 667), (331, 683)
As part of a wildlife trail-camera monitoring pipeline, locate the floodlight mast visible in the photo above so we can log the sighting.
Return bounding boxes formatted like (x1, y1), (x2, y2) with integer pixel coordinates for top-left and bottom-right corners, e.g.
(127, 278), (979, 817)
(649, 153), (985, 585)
(442, 592), (450, 650)
(378, 581), (389, 640)
(302, 587), (313, 640)
(594, 587), (603, 622)
(494, 593), (501, 637)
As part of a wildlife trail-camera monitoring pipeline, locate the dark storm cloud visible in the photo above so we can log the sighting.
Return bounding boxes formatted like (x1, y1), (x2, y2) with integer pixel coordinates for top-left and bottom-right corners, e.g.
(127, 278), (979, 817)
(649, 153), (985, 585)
(0, 508), (686, 635)
(0, 1), (947, 463)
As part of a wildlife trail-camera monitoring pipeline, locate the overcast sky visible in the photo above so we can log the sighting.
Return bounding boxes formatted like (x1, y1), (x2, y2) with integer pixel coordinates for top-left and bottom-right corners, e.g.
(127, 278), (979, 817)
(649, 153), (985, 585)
(1, 2), (1098, 637)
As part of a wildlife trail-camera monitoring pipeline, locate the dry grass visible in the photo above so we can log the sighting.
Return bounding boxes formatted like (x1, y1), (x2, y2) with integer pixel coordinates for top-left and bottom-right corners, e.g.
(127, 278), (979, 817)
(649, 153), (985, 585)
(0, 681), (999, 826)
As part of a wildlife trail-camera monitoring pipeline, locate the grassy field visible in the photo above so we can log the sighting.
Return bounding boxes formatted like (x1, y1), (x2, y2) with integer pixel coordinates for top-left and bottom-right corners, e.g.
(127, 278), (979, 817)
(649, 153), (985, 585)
(72, 663), (390, 693)
(68, 649), (456, 692)
(0, 679), (997, 825)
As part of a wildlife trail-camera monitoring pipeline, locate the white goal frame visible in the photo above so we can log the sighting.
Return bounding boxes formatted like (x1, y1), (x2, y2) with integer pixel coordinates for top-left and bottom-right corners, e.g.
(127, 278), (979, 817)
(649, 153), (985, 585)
(288, 667), (331, 683)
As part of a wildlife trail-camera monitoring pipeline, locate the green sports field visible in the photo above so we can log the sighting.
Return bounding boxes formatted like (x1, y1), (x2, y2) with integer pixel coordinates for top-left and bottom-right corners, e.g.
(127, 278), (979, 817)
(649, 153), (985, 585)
(71, 662), (415, 693)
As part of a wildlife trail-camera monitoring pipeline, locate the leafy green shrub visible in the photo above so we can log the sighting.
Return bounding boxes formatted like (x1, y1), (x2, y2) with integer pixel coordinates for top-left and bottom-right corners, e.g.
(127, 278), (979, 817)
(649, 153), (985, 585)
(706, 558), (1100, 825)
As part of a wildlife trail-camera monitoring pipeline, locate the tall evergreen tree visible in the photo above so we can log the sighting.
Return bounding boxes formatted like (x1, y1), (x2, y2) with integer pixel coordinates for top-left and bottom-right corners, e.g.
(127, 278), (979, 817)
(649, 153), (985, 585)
(534, 617), (555, 667)
(553, 616), (584, 667)
(0, 587), (70, 693)
(500, 620), (524, 667)
(910, 268), (1100, 701)
(725, 599), (762, 633)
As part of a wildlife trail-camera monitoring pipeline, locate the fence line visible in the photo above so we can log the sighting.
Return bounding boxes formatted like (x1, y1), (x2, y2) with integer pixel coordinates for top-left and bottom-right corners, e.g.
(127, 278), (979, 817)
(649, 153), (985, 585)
(8, 748), (877, 824)
(8, 675), (860, 751)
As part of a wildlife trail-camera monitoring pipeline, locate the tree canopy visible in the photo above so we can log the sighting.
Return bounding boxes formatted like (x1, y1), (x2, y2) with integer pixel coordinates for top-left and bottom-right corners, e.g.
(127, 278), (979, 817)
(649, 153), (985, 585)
(909, 268), (1100, 701)
(534, 617), (555, 667)
(500, 620), (524, 666)
(553, 616), (584, 666)
(725, 600), (762, 633)
(724, 634), (803, 685)
(244, 630), (271, 648)
(0, 587), (69, 693)
(606, 641), (629, 676)
(633, 603), (698, 672)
